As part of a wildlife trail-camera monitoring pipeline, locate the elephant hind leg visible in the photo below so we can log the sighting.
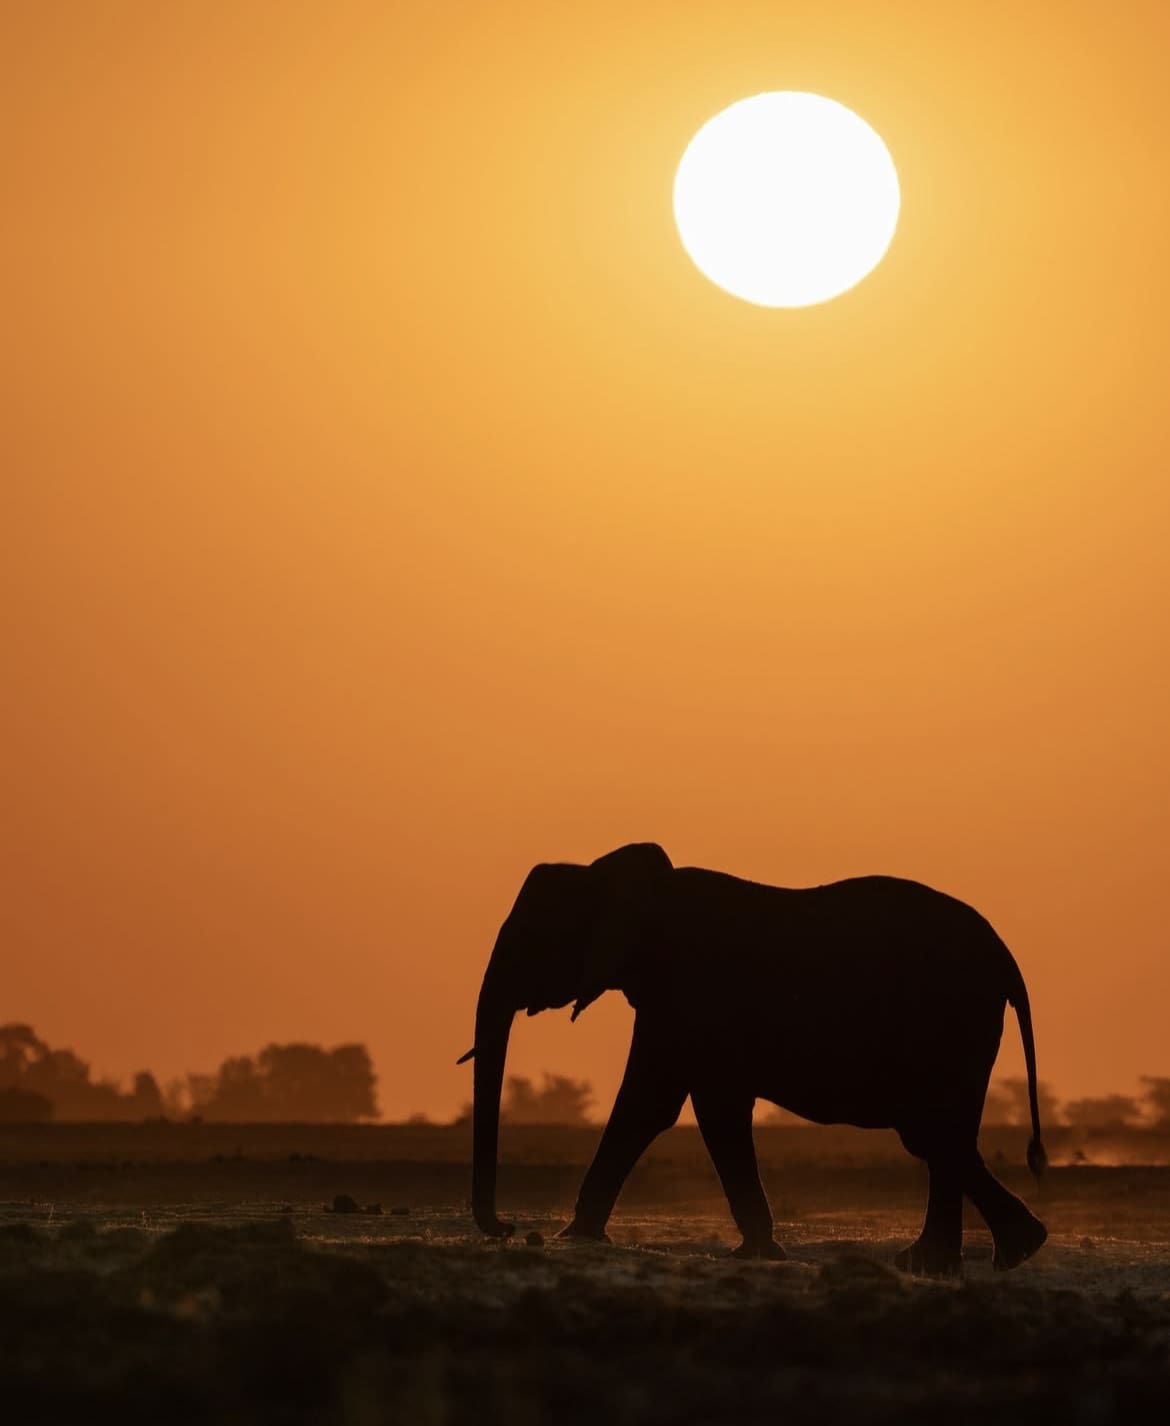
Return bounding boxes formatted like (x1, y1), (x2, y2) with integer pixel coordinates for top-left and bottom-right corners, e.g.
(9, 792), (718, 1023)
(962, 1151), (1047, 1271)
(894, 1125), (969, 1275)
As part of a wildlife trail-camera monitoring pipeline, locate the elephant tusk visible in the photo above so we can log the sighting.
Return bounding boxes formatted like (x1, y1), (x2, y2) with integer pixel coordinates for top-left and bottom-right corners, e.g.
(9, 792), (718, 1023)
(456, 1046), (476, 1064)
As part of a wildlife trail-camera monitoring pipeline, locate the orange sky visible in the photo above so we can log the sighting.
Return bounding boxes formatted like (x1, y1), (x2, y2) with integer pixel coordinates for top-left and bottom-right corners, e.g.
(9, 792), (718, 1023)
(4, 1), (1168, 1121)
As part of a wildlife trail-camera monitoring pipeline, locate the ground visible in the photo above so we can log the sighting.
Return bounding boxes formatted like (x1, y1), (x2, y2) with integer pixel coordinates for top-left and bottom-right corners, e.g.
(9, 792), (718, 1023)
(2, 1123), (1169, 1424)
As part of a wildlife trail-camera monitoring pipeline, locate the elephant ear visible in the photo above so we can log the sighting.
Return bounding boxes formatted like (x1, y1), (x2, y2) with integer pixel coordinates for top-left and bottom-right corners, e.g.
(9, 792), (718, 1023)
(571, 843), (673, 1022)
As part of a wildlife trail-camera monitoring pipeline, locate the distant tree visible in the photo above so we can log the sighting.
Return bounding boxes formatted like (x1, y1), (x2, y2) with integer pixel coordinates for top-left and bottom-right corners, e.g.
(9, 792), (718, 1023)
(129, 1071), (165, 1118)
(982, 1077), (1061, 1128)
(1, 1024), (380, 1123)
(501, 1074), (594, 1125)
(454, 1073), (595, 1127)
(181, 1073), (217, 1117)
(195, 1056), (267, 1121)
(161, 1077), (190, 1118)
(0, 1024), (162, 1121)
(258, 1043), (378, 1121)
(981, 1081), (1014, 1125)
(1139, 1076), (1170, 1127)
(1063, 1094), (1141, 1129)
(0, 1086), (53, 1123)
(0, 1024), (45, 1082)
(188, 1042), (379, 1122)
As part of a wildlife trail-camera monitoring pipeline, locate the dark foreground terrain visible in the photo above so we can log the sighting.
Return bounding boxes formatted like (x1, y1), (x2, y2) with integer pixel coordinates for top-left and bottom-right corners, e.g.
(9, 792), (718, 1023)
(2, 1123), (1169, 1424)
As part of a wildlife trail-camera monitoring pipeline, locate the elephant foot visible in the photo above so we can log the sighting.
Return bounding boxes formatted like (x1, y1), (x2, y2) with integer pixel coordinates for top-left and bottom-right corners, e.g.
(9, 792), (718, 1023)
(731, 1238), (787, 1261)
(992, 1213), (1047, 1271)
(474, 1215), (515, 1239)
(556, 1219), (612, 1245)
(895, 1239), (962, 1277)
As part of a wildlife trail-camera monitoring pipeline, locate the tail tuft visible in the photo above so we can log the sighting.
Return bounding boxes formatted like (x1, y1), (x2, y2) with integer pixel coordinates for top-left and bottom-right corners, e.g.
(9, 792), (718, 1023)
(1027, 1137), (1047, 1178)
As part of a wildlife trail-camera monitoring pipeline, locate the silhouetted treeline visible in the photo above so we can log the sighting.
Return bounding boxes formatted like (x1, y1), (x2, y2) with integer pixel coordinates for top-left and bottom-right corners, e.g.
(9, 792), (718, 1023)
(757, 1077), (1170, 1130)
(0, 1025), (165, 1122)
(0, 1025), (377, 1123)
(454, 1073), (1170, 1130)
(982, 1075), (1170, 1130)
(184, 1043), (378, 1122)
(5, 1019), (1170, 1129)
(455, 1074), (595, 1127)
(476, 1074), (1170, 1130)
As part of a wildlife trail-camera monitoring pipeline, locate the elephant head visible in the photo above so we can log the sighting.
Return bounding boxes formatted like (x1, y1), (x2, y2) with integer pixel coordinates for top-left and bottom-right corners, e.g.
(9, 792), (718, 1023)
(459, 842), (673, 1237)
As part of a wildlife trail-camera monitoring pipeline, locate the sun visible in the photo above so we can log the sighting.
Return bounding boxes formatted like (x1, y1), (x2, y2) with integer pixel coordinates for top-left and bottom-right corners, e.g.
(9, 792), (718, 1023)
(673, 92), (900, 308)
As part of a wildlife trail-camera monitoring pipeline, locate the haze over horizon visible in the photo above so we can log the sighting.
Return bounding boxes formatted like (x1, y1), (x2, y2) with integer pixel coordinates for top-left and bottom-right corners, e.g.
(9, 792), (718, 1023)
(6, 0), (1168, 1122)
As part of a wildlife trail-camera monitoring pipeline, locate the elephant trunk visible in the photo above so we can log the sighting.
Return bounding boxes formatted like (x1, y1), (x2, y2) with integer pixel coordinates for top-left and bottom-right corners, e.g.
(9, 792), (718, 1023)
(470, 973), (517, 1238)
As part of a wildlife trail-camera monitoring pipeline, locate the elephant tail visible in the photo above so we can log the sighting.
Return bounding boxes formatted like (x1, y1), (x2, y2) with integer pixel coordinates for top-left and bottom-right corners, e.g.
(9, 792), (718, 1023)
(1006, 961), (1047, 1178)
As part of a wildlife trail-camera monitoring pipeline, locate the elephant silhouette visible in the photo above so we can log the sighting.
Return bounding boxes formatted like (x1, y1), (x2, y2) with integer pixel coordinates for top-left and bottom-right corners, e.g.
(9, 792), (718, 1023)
(460, 843), (1048, 1273)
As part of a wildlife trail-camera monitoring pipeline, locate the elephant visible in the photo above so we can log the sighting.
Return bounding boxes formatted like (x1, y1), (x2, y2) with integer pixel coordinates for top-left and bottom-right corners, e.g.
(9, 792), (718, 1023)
(458, 842), (1048, 1273)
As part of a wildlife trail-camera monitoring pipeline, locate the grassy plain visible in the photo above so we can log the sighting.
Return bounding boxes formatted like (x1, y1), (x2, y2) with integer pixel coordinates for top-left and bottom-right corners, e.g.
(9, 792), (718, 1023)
(2, 1122), (1169, 1423)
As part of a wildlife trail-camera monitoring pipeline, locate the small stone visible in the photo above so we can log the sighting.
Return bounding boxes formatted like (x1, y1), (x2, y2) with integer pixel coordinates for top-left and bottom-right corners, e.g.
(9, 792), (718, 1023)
(365, 1203), (383, 1215)
(525, 1231), (545, 1247)
(1080, 1236), (1095, 1251)
(390, 1205), (411, 1216)
(327, 1194), (361, 1214)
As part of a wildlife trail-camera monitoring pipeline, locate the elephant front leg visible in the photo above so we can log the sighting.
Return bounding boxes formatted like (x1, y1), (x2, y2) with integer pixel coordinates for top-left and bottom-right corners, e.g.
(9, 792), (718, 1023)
(691, 1087), (785, 1260)
(559, 1022), (687, 1242)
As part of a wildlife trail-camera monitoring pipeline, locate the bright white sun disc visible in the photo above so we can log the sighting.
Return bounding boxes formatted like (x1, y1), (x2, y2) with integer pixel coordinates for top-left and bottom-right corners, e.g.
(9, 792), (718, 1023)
(673, 92), (900, 307)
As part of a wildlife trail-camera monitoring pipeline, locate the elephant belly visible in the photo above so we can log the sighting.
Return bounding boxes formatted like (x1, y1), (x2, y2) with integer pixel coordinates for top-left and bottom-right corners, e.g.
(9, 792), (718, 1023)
(756, 1058), (905, 1130)
(746, 987), (1005, 1130)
